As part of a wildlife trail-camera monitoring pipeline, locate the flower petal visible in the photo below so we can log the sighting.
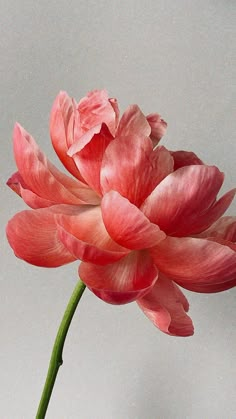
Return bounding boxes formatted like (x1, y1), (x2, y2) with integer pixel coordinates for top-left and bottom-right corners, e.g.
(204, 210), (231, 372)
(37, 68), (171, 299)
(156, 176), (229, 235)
(79, 250), (158, 304)
(146, 113), (167, 147)
(197, 216), (236, 242)
(151, 236), (236, 292)
(70, 124), (113, 195)
(101, 135), (174, 207)
(6, 205), (78, 267)
(57, 226), (129, 265)
(78, 89), (118, 136)
(170, 150), (204, 170)
(13, 123), (99, 205)
(141, 165), (225, 236)
(117, 104), (151, 138)
(56, 205), (129, 265)
(101, 191), (166, 250)
(7, 171), (28, 194)
(109, 97), (120, 128)
(67, 124), (102, 154)
(7, 171), (56, 208)
(188, 188), (236, 234)
(50, 91), (84, 180)
(137, 274), (194, 336)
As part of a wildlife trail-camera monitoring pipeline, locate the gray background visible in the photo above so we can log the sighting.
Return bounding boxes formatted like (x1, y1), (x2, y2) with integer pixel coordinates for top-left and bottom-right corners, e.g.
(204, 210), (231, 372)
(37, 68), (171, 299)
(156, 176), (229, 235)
(0, 1), (235, 418)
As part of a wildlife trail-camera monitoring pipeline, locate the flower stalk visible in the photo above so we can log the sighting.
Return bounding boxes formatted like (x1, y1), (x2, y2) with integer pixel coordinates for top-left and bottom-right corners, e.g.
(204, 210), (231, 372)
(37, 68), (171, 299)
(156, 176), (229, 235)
(36, 280), (86, 419)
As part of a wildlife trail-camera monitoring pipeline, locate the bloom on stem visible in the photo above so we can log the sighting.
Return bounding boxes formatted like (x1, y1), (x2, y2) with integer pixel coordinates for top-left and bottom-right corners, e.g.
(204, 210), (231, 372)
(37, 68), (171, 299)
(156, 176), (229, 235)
(6, 89), (236, 337)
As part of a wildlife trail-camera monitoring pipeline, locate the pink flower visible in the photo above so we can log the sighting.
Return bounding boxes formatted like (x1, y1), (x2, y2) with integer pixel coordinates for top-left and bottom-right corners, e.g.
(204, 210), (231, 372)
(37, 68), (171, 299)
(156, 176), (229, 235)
(6, 89), (236, 337)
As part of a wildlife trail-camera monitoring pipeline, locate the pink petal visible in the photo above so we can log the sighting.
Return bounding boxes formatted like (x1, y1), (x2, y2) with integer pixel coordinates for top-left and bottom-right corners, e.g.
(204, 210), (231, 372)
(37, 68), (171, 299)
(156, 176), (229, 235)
(7, 171), (28, 194)
(146, 113), (167, 147)
(197, 216), (236, 242)
(101, 135), (174, 207)
(141, 165), (225, 236)
(68, 124), (102, 155)
(70, 124), (113, 196)
(151, 236), (236, 292)
(187, 188), (236, 235)
(58, 226), (129, 265)
(137, 274), (194, 336)
(6, 172), (28, 196)
(79, 250), (158, 304)
(50, 91), (84, 180)
(109, 97), (120, 128)
(56, 205), (129, 265)
(170, 150), (204, 170)
(6, 205), (78, 267)
(117, 105), (151, 138)
(78, 89), (118, 136)
(101, 191), (166, 250)
(13, 123), (100, 205)
(7, 171), (60, 208)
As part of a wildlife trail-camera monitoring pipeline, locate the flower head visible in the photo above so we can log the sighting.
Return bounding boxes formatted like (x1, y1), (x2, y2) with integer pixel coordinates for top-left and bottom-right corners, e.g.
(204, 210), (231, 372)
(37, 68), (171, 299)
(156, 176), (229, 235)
(6, 89), (236, 336)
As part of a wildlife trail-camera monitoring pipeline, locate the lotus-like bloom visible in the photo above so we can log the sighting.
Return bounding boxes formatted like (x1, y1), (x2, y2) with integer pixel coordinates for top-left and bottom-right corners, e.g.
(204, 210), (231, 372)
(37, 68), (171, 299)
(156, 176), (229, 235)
(6, 89), (236, 337)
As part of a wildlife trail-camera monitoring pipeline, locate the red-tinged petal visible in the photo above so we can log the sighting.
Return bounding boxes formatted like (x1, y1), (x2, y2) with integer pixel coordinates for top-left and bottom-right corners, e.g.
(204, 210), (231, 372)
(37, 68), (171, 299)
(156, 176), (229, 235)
(70, 124), (113, 195)
(197, 216), (236, 242)
(137, 274), (194, 336)
(79, 250), (158, 304)
(170, 150), (204, 170)
(101, 135), (174, 207)
(150, 236), (236, 292)
(6, 205), (79, 267)
(109, 97), (120, 128)
(7, 171), (60, 208)
(13, 123), (99, 205)
(206, 237), (236, 252)
(101, 191), (166, 250)
(146, 113), (167, 147)
(7, 171), (28, 195)
(20, 189), (58, 209)
(68, 124), (102, 155)
(187, 188), (236, 235)
(50, 91), (84, 180)
(57, 226), (128, 265)
(78, 89), (117, 136)
(117, 105), (151, 138)
(141, 165), (224, 236)
(56, 205), (129, 264)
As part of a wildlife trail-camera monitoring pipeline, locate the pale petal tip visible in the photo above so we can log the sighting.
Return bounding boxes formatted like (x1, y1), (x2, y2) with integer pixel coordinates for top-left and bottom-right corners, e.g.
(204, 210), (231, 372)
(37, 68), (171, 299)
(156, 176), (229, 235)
(13, 122), (22, 133)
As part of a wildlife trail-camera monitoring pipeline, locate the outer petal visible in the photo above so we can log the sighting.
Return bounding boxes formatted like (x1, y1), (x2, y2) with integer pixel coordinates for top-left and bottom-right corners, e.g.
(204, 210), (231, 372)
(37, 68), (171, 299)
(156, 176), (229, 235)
(79, 250), (158, 304)
(50, 91), (84, 180)
(56, 205), (130, 265)
(7, 172), (67, 209)
(7, 171), (28, 194)
(109, 98), (120, 128)
(141, 165), (225, 236)
(101, 191), (166, 249)
(13, 123), (100, 205)
(146, 113), (167, 147)
(197, 216), (236, 242)
(69, 124), (114, 196)
(170, 150), (204, 170)
(7, 171), (61, 208)
(117, 105), (151, 138)
(6, 205), (78, 267)
(151, 236), (236, 292)
(137, 274), (194, 336)
(188, 188), (236, 234)
(78, 89), (118, 136)
(101, 135), (174, 207)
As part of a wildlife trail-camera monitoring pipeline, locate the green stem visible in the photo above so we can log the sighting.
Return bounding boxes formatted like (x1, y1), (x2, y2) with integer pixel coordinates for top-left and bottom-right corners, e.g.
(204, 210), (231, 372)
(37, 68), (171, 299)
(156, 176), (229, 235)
(36, 280), (86, 419)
